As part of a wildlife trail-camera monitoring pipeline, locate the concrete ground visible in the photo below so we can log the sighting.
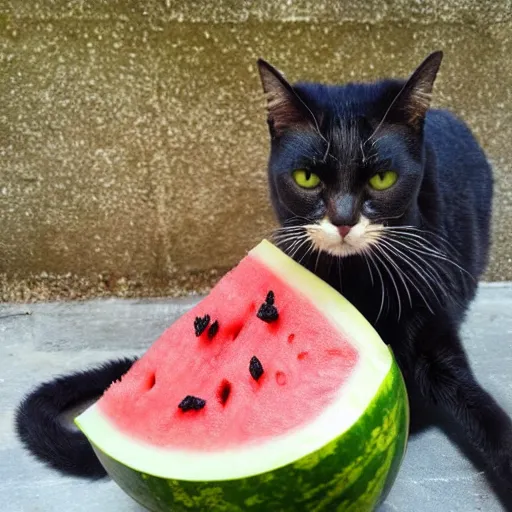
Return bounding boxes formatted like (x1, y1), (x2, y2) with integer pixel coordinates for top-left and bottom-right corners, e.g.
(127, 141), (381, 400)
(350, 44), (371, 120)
(1, 284), (511, 512)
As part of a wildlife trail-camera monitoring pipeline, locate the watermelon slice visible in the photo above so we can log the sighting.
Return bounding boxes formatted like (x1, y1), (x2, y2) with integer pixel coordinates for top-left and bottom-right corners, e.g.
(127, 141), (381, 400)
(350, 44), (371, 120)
(75, 240), (408, 512)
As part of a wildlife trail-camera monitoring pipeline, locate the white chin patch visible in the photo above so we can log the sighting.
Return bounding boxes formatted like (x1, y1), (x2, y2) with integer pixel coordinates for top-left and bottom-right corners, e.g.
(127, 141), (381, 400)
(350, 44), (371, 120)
(306, 216), (382, 257)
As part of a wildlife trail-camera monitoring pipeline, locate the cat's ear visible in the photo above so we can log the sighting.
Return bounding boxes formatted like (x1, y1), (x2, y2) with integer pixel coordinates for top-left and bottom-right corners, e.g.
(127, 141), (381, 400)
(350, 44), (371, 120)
(385, 51), (443, 130)
(257, 59), (315, 137)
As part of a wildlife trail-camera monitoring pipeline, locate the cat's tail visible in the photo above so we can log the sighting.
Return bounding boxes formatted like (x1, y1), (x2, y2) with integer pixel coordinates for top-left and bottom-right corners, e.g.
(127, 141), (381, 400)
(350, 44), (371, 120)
(15, 357), (137, 479)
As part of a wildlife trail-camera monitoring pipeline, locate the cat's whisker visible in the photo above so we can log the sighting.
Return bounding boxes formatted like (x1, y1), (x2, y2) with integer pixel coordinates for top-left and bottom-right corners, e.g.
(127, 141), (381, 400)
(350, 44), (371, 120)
(273, 238), (309, 253)
(251, 224), (286, 241)
(387, 233), (474, 281)
(337, 256), (343, 294)
(376, 238), (439, 313)
(313, 248), (323, 276)
(255, 218), (312, 241)
(304, 223), (322, 231)
(272, 225), (307, 233)
(273, 231), (305, 247)
(370, 225), (461, 256)
(379, 237), (448, 297)
(360, 141), (367, 163)
(276, 226), (296, 234)
(378, 236), (446, 287)
(362, 250), (375, 287)
(382, 241), (441, 312)
(364, 96), (399, 146)
(288, 237), (312, 261)
(379, 236), (456, 291)
(373, 243), (413, 310)
(271, 232), (308, 244)
(371, 245), (403, 321)
(282, 238), (303, 259)
(322, 139), (332, 163)
(271, 233), (306, 245)
(297, 241), (316, 267)
(368, 225), (474, 281)
(272, 229), (307, 240)
(364, 231), (385, 245)
(386, 230), (457, 257)
(281, 234), (307, 252)
(271, 225), (308, 237)
(368, 135), (380, 150)
(366, 249), (386, 323)
(388, 232), (452, 255)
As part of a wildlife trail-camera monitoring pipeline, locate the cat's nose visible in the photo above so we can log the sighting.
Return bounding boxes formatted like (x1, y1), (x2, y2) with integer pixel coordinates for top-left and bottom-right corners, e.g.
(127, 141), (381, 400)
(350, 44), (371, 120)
(337, 225), (353, 238)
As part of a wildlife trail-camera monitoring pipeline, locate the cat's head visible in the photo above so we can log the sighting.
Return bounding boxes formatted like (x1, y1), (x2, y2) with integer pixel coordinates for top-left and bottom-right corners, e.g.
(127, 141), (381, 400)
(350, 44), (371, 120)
(258, 52), (443, 259)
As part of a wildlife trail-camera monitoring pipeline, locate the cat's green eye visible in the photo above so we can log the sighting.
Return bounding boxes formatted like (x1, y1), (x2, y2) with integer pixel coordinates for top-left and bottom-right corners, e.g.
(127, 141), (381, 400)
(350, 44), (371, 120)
(369, 171), (398, 191)
(292, 169), (321, 189)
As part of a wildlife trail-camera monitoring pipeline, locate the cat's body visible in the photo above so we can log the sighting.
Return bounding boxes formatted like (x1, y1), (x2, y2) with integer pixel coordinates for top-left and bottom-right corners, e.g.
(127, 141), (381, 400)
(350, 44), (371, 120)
(15, 52), (512, 503)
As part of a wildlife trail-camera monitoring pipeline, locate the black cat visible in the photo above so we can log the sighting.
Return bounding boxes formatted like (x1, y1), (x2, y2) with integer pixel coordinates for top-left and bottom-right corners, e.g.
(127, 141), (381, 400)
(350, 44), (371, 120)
(15, 52), (512, 503)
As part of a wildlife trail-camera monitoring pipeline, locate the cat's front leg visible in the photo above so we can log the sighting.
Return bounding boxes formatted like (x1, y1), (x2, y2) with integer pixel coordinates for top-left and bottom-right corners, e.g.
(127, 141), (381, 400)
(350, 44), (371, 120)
(407, 321), (512, 492)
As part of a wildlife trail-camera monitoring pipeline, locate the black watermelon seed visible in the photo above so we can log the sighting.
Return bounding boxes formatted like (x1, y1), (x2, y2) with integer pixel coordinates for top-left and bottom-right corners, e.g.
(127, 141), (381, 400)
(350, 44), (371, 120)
(257, 302), (279, 323)
(207, 320), (219, 339)
(249, 356), (264, 381)
(194, 315), (210, 337)
(178, 395), (206, 411)
(265, 290), (275, 305)
(217, 379), (232, 406)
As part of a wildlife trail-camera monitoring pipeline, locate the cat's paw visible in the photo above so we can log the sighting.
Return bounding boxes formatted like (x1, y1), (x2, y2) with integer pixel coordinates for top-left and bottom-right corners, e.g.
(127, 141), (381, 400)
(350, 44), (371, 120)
(492, 441), (512, 494)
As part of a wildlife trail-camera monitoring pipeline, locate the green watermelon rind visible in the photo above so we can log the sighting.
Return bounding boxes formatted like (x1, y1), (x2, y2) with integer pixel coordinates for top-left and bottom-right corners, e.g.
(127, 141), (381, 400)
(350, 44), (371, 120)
(88, 352), (408, 512)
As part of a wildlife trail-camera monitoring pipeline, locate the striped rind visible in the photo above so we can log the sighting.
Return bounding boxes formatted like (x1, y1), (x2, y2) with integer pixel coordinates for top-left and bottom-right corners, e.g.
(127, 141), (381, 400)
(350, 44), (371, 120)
(89, 354), (408, 512)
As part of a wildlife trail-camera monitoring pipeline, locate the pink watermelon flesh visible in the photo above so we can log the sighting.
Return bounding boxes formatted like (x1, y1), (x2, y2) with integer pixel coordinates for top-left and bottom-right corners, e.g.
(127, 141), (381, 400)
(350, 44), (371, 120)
(99, 254), (358, 451)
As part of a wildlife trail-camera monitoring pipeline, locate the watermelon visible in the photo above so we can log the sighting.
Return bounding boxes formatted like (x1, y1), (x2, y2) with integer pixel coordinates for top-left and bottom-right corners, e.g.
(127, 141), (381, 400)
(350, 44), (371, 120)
(75, 240), (409, 512)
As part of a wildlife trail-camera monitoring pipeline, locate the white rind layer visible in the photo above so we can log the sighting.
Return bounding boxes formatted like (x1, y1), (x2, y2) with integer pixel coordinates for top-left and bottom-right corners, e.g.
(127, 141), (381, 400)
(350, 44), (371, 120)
(76, 240), (392, 481)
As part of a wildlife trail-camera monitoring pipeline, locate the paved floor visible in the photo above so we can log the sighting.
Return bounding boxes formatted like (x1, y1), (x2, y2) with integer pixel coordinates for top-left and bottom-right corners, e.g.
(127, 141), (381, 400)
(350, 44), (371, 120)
(1, 285), (511, 512)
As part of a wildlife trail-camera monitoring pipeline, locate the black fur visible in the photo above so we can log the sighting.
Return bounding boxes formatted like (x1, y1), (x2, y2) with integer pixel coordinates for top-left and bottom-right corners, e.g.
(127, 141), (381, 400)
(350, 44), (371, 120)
(15, 358), (136, 478)
(14, 52), (512, 504)
(258, 52), (512, 501)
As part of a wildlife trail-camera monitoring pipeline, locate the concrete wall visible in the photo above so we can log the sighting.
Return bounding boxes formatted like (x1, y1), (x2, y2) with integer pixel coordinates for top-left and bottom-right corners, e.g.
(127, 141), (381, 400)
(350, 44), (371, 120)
(1, 1), (511, 301)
